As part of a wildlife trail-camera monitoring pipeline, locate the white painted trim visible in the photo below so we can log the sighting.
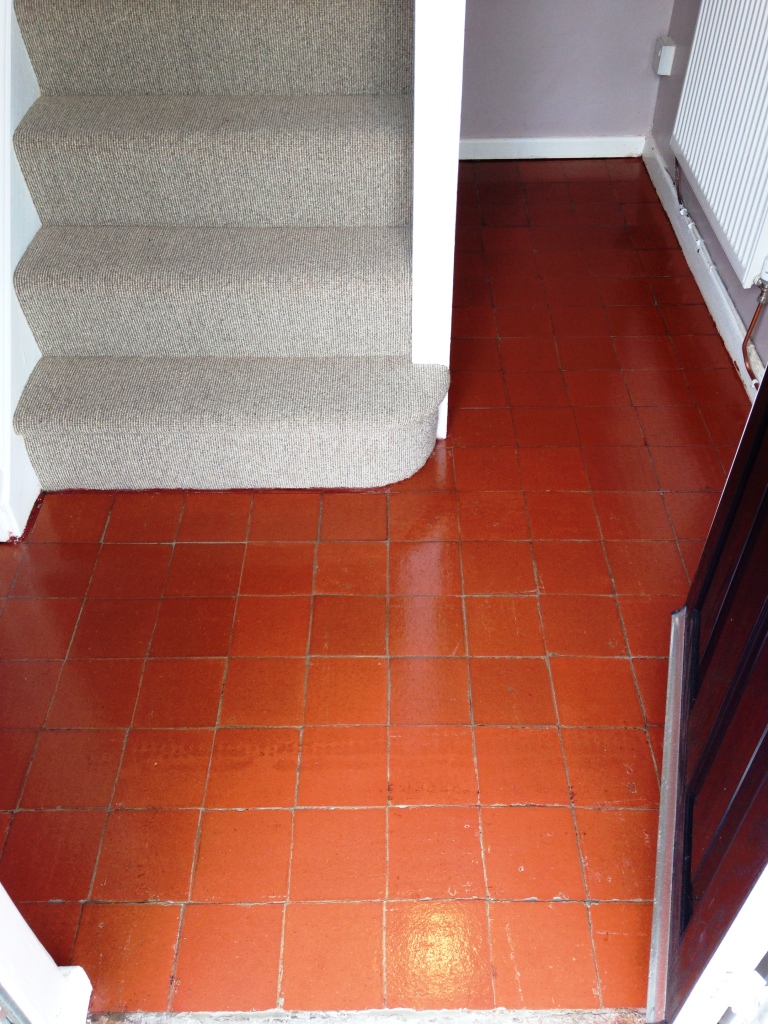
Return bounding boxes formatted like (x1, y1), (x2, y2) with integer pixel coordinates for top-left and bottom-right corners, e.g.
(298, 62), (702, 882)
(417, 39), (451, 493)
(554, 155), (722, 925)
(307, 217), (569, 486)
(436, 395), (448, 439)
(643, 137), (762, 400)
(671, 863), (768, 1024)
(459, 136), (646, 161)
(0, 883), (91, 1024)
(411, 0), (466, 439)
(1, 2), (41, 541)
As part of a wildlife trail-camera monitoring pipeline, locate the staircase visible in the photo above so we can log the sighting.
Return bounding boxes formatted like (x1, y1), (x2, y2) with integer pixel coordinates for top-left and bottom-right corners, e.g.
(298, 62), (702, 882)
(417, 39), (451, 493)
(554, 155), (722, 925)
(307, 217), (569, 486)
(11, 0), (449, 491)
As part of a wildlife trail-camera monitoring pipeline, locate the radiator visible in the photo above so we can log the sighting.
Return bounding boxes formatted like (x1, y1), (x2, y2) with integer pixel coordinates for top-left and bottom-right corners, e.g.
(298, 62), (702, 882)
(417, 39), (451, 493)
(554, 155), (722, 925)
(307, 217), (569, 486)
(671, 0), (768, 289)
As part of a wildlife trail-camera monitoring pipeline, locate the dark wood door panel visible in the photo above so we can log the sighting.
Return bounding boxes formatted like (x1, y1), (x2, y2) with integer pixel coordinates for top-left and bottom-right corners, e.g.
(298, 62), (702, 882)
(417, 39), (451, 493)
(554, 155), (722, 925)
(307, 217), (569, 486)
(686, 496), (768, 783)
(696, 438), (768, 660)
(689, 379), (768, 610)
(690, 635), (768, 880)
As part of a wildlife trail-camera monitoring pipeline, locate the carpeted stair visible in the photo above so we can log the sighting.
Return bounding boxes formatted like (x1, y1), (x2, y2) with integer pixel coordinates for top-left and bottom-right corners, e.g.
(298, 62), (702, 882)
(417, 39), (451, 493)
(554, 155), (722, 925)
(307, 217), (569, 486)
(12, 0), (448, 490)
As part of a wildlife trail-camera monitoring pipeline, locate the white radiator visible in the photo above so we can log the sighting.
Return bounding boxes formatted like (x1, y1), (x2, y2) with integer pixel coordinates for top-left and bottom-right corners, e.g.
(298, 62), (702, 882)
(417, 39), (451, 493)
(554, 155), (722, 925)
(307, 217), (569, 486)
(671, 0), (768, 289)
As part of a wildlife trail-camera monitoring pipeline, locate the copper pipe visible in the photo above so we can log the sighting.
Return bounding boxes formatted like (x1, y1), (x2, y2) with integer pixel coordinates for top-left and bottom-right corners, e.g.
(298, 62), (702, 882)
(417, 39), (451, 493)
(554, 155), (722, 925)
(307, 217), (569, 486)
(742, 281), (768, 389)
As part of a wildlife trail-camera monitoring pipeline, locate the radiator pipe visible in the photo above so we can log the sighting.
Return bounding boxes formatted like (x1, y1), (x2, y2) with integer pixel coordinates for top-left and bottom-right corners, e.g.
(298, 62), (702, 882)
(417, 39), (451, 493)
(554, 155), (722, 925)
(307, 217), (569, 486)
(742, 281), (768, 390)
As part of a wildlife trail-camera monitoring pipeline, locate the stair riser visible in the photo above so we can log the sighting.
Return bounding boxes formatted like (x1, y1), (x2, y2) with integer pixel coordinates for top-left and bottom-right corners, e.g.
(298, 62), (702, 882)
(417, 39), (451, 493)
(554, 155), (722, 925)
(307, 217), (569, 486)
(16, 285), (412, 358)
(22, 418), (439, 490)
(16, 0), (414, 97)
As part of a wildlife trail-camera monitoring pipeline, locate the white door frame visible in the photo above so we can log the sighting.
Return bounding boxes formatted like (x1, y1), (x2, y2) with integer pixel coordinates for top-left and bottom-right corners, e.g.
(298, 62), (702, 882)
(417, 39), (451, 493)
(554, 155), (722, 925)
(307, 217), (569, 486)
(411, 0), (466, 438)
(666, 864), (768, 1024)
(0, 884), (91, 1024)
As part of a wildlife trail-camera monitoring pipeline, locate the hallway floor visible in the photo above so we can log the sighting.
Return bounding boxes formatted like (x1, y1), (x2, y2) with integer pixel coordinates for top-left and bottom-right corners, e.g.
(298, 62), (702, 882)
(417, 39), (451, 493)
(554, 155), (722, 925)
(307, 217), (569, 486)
(0, 158), (752, 1013)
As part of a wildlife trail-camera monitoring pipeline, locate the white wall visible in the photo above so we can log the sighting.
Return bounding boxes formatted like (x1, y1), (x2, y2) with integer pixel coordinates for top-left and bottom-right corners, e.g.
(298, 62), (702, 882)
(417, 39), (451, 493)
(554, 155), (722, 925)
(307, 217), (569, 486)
(1, 3), (41, 541)
(460, 0), (674, 142)
(0, 883), (91, 1024)
(412, 0), (466, 438)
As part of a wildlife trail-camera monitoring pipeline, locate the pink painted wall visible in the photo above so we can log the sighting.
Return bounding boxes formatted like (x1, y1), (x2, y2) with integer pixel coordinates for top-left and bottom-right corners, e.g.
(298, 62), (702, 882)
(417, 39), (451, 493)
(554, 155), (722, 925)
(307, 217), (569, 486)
(651, 0), (700, 168)
(460, 0), (674, 140)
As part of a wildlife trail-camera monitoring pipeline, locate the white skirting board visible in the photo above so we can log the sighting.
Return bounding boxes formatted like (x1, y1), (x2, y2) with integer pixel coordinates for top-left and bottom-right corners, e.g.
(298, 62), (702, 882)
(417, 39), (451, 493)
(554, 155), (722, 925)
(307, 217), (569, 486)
(643, 137), (763, 400)
(459, 136), (646, 160)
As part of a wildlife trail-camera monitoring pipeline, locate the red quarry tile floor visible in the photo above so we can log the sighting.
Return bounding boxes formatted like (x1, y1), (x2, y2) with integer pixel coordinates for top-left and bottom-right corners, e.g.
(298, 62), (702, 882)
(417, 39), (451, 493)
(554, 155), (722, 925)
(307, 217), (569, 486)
(0, 158), (752, 1013)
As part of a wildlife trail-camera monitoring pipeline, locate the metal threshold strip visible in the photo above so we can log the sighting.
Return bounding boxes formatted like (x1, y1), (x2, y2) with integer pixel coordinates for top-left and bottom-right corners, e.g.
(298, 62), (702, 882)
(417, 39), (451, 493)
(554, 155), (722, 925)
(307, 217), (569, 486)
(647, 608), (687, 1024)
(90, 1014), (646, 1024)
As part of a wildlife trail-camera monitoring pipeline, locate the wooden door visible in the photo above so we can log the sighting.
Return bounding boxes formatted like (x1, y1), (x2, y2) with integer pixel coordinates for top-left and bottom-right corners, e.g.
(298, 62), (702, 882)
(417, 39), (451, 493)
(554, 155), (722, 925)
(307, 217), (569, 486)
(648, 377), (768, 1022)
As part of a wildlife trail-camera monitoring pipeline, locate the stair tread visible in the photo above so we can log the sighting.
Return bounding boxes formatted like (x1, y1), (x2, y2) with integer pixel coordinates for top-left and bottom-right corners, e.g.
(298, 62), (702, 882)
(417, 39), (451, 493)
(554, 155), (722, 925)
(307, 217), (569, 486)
(15, 95), (412, 227)
(15, 356), (449, 431)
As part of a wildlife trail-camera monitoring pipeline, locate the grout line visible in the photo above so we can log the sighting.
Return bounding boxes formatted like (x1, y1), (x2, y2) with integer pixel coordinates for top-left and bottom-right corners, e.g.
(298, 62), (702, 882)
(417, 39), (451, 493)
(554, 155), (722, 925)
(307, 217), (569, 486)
(165, 492), (256, 1010)
(575, 192), (669, 793)
(579, 201), (666, 996)
(5, 721), (660, 734)
(539, 569), (606, 1006)
(552, 512), (608, 1009)
(456, 465), (497, 1005)
(117, 495), (190, 1014)
(382, 488), (391, 1007)
(2, 538), (31, 597)
(7, 800), (664, 813)
(24, 496), (121, 947)
(5, 500), (121, 965)
(12, 499), (119, 818)
(0, 648), (691, 658)
(275, 493), (322, 1008)
(0, 570), (701, 601)
(517, 473), (603, 1006)
(603, 224), (674, 795)
(11, 895), (656, 908)
(31, 496), (184, 1006)
(448, 235), (501, 1002)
